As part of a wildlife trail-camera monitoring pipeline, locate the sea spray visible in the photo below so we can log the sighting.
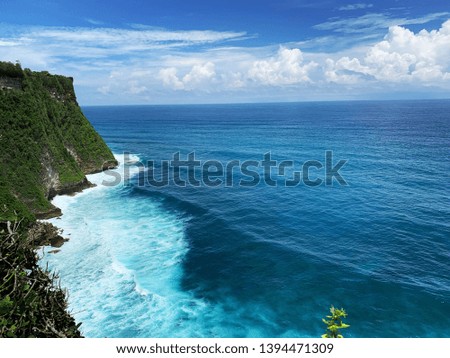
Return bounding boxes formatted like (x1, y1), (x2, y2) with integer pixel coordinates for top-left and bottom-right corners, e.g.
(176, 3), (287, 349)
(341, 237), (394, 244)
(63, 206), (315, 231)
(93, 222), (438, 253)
(39, 154), (199, 337)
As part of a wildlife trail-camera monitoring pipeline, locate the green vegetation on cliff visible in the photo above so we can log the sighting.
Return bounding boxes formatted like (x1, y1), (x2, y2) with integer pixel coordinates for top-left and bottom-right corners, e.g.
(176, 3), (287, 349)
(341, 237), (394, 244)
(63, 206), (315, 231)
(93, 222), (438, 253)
(0, 222), (82, 337)
(0, 61), (118, 337)
(0, 61), (117, 222)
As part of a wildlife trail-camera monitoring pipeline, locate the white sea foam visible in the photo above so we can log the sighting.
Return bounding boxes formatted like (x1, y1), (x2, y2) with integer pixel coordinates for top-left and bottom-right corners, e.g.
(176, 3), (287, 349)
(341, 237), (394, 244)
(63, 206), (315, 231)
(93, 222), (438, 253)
(40, 152), (280, 337)
(39, 153), (218, 337)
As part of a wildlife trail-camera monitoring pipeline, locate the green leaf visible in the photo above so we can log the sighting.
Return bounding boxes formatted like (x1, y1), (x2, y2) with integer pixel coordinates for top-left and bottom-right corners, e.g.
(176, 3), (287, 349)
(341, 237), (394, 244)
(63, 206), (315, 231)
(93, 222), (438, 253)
(321, 305), (350, 338)
(0, 296), (14, 315)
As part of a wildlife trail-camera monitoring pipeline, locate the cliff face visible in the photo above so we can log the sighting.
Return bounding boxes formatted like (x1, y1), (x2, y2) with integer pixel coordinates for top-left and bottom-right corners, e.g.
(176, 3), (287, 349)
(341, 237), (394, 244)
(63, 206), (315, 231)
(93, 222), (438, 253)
(0, 61), (118, 222)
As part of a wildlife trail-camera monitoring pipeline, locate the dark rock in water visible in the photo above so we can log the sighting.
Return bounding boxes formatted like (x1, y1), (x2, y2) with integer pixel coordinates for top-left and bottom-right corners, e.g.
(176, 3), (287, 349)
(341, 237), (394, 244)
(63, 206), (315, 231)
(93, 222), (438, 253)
(50, 235), (65, 248)
(28, 221), (66, 248)
(48, 249), (61, 254)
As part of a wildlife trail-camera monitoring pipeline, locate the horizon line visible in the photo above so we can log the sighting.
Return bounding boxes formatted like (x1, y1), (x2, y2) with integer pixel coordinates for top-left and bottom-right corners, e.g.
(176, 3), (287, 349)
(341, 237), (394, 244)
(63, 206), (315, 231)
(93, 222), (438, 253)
(80, 97), (450, 107)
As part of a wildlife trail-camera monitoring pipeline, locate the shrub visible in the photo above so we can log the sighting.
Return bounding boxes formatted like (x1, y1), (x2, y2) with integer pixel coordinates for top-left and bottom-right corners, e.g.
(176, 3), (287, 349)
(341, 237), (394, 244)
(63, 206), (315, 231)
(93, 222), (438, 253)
(322, 306), (350, 338)
(0, 221), (82, 337)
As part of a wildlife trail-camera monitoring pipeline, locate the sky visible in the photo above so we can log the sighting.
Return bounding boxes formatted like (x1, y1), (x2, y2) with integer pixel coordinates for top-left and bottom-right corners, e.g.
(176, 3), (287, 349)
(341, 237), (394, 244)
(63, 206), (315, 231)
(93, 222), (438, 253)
(0, 0), (449, 105)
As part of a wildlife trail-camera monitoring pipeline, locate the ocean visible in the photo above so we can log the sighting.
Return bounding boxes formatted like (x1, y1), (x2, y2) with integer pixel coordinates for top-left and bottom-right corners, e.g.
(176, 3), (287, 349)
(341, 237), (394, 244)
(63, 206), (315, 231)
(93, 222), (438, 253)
(41, 100), (450, 337)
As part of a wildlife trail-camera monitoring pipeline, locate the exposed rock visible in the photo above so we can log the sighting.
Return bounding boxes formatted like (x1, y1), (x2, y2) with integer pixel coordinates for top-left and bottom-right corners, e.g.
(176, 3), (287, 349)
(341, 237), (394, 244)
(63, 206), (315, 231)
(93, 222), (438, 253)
(27, 221), (66, 248)
(0, 76), (22, 90)
(50, 235), (65, 248)
(0, 61), (118, 223)
(48, 177), (96, 199)
(65, 145), (82, 166)
(35, 206), (62, 220)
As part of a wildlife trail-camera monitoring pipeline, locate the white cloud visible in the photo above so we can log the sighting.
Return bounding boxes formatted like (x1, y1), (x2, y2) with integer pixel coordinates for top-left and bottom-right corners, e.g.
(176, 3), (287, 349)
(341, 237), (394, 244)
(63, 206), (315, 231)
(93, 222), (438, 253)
(324, 58), (366, 84)
(158, 62), (216, 90)
(0, 40), (20, 46)
(1, 19), (449, 104)
(326, 20), (450, 84)
(339, 3), (373, 11)
(155, 47), (318, 92)
(158, 67), (185, 90)
(0, 25), (248, 61)
(182, 62), (216, 89)
(314, 12), (450, 34)
(248, 47), (317, 85)
(127, 80), (148, 94)
(222, 72), (246, 88)
(36, 27), (246, 46)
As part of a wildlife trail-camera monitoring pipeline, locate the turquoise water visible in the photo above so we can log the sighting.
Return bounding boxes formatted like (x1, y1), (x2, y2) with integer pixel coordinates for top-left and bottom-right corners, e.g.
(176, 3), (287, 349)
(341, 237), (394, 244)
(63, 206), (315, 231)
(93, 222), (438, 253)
(42, 100), (450, 337)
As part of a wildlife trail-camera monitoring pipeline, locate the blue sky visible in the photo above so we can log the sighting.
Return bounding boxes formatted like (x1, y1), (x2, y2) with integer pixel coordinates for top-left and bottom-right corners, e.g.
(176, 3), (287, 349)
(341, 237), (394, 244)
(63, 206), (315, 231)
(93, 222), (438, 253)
(1, 0), (449, 104)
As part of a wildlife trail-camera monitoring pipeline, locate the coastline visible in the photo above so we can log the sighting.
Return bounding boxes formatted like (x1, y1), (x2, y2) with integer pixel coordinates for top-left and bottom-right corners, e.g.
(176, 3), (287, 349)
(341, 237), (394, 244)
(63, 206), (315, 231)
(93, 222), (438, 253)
(37, 153), (140, 335)
(37, 151), (201, 338)
(42, 153), (140, 220)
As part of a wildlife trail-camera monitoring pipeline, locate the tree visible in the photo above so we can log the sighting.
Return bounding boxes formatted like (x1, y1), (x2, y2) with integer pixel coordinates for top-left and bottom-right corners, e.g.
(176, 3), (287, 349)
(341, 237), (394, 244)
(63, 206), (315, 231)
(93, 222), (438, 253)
(322, 306), (350, 338)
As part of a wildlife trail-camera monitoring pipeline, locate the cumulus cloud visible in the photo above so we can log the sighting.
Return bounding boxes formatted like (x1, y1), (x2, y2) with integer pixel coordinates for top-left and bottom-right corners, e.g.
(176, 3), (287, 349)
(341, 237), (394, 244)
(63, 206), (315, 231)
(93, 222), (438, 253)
(183, 62), (216, 89)
(157, 48), (318, 90)
(158, 68), (185, 90)
(2, 18), (449, 103)
(158, 62), (216, 90)
(248, 47), (317, 85)
(326, 20), (450, 84)
(324, 58), (365, 84)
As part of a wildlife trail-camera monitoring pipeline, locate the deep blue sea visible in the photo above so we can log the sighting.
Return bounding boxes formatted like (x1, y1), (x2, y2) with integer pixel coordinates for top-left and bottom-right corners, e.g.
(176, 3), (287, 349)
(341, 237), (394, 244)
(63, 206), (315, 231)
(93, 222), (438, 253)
(42, 100), (450, 338)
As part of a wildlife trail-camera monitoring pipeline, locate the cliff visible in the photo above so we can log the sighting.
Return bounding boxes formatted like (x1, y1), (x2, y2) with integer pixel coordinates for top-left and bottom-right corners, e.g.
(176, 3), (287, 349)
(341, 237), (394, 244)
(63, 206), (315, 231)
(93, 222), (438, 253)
(0, 61), (118, 222)
(0, 61), (118, 337)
